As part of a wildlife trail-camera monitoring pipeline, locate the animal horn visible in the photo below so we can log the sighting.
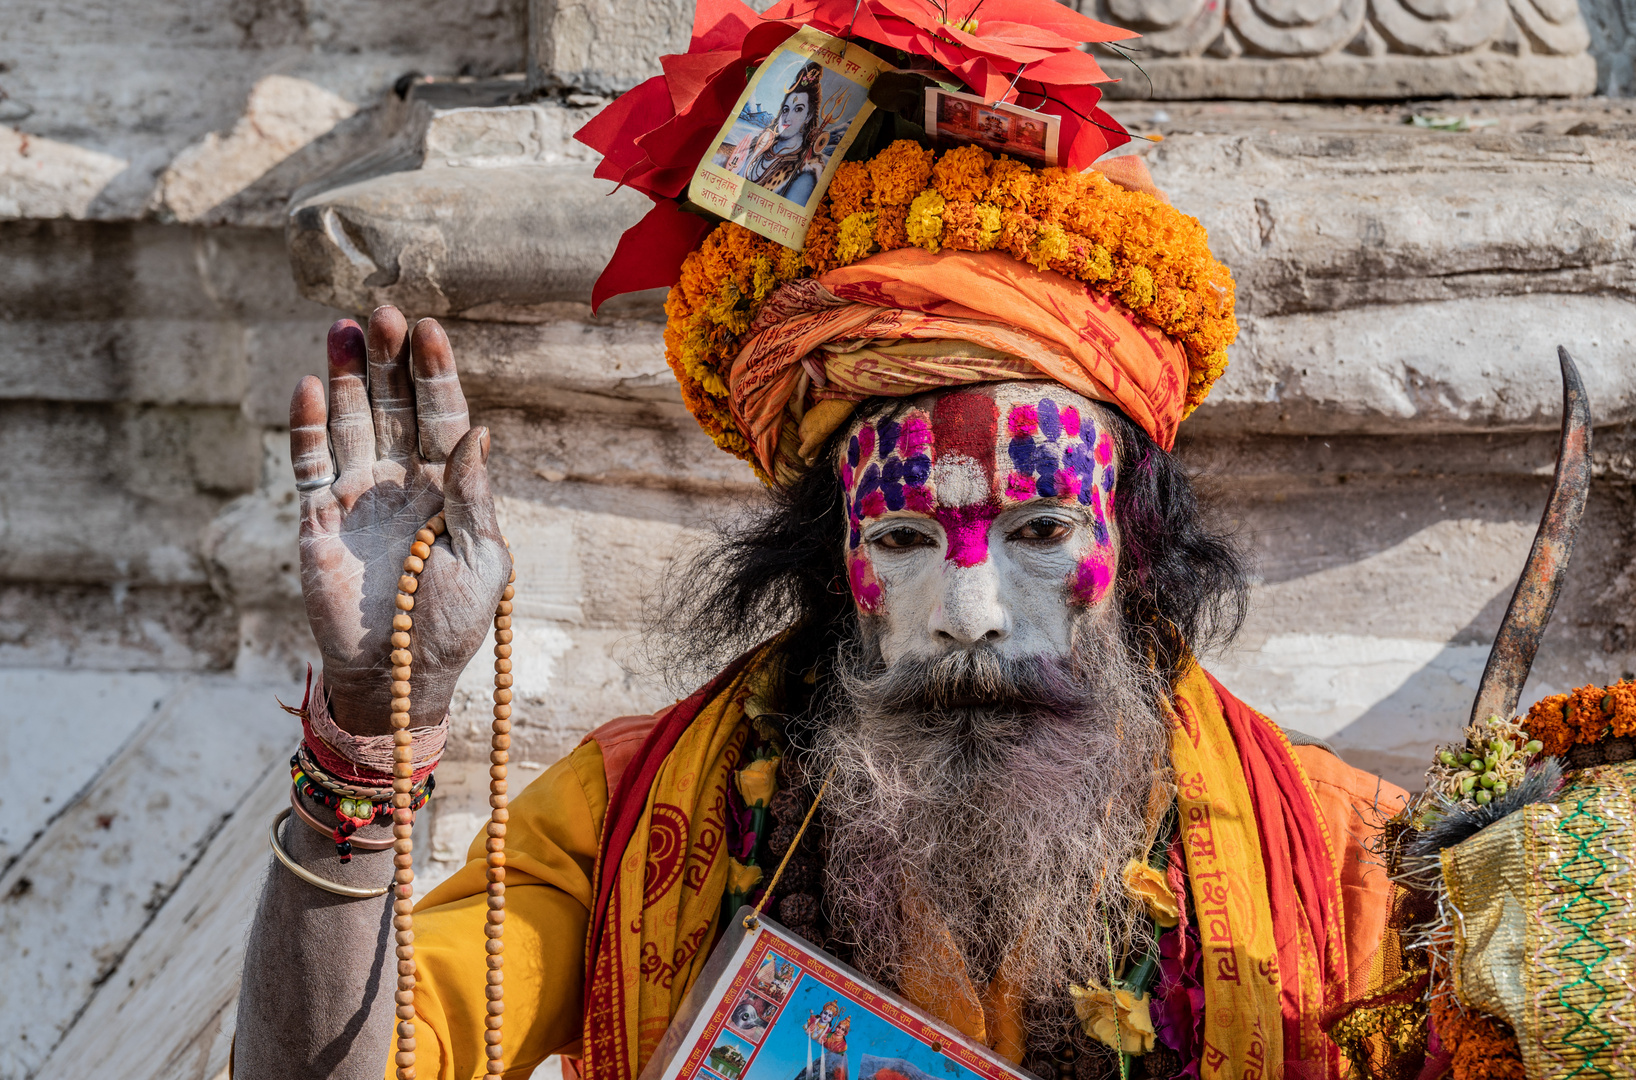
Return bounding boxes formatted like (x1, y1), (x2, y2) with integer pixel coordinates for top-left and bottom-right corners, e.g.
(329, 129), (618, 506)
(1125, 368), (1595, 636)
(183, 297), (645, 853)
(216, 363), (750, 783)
(1469, 346), (1592, 726)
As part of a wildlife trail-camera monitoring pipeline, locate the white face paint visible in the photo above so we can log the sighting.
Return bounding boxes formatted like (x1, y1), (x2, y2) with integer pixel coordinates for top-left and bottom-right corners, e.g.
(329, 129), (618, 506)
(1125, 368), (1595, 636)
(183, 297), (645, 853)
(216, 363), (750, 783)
(838, 383), (1121, 666)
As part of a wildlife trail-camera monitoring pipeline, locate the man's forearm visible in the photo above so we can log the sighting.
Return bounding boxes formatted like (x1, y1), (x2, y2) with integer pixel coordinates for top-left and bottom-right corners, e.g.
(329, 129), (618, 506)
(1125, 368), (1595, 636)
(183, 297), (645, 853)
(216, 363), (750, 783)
(233, 806), (398, 1080)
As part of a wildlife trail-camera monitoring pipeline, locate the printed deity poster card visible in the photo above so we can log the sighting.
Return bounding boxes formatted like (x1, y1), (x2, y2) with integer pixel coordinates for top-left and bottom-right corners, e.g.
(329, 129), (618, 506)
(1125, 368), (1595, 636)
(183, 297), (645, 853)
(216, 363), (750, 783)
(689, 27), (892, 249)
(640, 909), (1037, 1080)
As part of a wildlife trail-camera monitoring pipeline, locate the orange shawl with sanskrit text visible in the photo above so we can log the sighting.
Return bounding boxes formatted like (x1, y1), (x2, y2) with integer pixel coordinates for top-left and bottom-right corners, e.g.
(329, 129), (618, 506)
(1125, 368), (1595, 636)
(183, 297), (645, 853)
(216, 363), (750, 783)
(581, 654), (1350, 1080)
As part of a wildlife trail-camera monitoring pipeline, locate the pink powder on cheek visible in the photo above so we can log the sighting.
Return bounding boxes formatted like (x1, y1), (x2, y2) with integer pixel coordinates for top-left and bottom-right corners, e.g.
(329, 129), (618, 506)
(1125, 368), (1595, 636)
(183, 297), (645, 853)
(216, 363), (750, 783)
(1007, 403), (1039, 438)
(935, 504), (999, 568)
(848, 551), (883, 612)
(1071, 551), (1114, 606)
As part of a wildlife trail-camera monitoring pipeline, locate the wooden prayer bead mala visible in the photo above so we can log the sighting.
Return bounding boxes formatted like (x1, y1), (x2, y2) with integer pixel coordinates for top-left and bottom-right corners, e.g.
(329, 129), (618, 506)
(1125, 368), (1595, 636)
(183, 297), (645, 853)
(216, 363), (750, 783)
(392, 514), (515, 1080)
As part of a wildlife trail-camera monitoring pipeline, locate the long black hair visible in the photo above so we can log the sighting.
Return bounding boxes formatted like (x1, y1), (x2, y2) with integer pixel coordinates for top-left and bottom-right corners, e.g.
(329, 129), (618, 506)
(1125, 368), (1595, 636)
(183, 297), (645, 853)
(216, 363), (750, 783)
(652, 400), (1248, 692)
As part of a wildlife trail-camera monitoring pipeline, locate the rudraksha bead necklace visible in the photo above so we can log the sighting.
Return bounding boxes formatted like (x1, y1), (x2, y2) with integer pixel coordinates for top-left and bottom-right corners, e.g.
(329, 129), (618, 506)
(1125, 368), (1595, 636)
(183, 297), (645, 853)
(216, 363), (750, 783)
(391, 514), (515, 1080)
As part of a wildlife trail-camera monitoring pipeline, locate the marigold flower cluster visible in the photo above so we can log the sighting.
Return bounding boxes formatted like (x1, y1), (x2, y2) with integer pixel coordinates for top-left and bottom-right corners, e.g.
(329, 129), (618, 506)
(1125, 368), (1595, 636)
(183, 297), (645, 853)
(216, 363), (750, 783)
(1429, 993), (1526, 1080)
(1522, 678), (1636, 756)
(665, 140), (1238, 479)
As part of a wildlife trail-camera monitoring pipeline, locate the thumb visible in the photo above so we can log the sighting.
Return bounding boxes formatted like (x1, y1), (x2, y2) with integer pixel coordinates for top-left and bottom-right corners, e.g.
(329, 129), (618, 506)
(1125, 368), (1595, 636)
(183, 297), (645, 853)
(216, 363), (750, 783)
(444, 426), (501, 557)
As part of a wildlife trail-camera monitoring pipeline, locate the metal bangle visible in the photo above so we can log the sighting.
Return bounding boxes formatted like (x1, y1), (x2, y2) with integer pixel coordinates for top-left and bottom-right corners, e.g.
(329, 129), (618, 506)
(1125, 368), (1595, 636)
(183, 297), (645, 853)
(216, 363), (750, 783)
(269, 808), (391, 898)
(295, 473), (336, 493)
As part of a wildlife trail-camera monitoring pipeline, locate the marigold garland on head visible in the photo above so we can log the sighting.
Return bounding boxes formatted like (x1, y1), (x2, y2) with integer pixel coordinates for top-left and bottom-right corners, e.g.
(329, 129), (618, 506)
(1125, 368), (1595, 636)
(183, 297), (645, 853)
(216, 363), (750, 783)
(665, 140), (1238, 482)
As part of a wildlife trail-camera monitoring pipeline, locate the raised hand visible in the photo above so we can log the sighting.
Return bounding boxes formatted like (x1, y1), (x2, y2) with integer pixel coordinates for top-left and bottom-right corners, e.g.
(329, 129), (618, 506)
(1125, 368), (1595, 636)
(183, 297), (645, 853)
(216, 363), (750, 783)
(290, 306), (512, 734)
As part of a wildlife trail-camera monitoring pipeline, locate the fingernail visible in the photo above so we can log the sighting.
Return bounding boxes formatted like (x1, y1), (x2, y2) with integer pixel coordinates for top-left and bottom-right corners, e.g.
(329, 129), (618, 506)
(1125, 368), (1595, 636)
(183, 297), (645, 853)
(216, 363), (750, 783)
(479, 428), (491, 463)
(327, 320), (364, 367)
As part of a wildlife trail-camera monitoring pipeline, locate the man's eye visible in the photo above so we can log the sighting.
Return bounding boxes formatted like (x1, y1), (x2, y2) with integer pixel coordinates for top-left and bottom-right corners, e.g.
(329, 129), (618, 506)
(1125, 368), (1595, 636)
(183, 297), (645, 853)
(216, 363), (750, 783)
(1012, 518), (1070, 542)
(875, 527), (932, 549)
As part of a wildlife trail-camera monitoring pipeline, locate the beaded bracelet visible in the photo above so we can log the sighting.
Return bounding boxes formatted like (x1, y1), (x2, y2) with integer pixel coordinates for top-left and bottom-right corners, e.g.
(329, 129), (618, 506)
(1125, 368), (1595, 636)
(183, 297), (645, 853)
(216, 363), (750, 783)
(291, 751), (434, 860)
(389, 514), (515, 1080)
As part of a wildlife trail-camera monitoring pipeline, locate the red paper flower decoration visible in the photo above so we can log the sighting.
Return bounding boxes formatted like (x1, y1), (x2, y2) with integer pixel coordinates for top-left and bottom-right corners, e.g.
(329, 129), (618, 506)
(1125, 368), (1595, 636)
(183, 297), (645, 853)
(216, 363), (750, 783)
(574, 0), (1135, 308)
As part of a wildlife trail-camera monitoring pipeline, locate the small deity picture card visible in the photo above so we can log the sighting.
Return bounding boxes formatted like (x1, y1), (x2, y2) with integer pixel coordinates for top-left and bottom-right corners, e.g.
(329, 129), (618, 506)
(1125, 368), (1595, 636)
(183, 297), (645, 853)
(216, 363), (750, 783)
(924, 87), (1060, 169)
(689, 26), (893, 250)
(639, 908), (1036, 1080)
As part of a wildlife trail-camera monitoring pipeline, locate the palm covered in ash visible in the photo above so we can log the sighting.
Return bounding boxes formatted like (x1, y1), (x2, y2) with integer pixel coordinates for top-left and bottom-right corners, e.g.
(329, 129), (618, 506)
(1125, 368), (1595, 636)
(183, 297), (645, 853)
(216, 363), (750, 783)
(291, 307), (511, 734)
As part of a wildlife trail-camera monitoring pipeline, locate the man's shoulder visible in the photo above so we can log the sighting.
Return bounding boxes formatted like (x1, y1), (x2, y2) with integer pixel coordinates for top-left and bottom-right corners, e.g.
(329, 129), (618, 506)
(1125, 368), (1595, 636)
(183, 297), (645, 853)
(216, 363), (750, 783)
(1289, 742), (1411, 818)
(580, 708), (673, 799)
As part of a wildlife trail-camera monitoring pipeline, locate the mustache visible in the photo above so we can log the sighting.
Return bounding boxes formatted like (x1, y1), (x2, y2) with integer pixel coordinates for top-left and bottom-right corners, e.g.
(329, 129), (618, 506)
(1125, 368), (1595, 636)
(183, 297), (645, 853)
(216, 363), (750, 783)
(838, 646), (1091, 715)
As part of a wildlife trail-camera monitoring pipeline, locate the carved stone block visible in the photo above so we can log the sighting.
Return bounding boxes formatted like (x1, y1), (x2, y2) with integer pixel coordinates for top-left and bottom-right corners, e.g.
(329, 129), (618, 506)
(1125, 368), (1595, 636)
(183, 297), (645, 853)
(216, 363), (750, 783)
(1085, 0), (1596, 97)
(528, 0), (692, 95)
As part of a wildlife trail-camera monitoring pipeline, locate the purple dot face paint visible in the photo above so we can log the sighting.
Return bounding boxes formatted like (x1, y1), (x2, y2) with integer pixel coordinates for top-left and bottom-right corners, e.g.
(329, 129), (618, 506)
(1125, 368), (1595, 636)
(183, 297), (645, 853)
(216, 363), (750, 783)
(841, 388), (1118, 616)
(998, 395), (1117, 607)
(844, 407), (937, 612)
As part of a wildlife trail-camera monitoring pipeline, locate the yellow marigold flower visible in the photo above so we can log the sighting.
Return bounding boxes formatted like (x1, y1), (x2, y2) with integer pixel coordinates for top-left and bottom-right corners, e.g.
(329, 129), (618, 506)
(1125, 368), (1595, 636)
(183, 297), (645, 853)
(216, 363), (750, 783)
(1084, 243), (1114, 281)
(1069, 983), (1156, 1055)
(736, 757), (780, 808)
(931, 144), (992, 201)
(1122, 859), (1179, 928)
(1029, 221), (1070, 271)
(836, 211), (880, 264)
(728, 858), (765, 896)
(703, 281), (750, 336)
(1122, 265), (1157, 311)
(828, 160), (873, 219)
(869, 140), (935, 207)
(905, 190), (946, 252)
(776, 245), (805, 280)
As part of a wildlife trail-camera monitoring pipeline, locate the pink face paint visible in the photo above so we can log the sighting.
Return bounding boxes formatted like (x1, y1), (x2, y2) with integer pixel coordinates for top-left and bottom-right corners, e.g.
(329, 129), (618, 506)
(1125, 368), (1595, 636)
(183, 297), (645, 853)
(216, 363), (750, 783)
(843, 391), (1118, 612)
(935, 503), (1001, 569)
(930, 393), (1000, 565)
(843, 408), (938, 609)
(848, 551), (883, 612)
(1005, 471), (1036, 501)
(1072, 551), (1114, 605)
(1094, 430), (1114, 467)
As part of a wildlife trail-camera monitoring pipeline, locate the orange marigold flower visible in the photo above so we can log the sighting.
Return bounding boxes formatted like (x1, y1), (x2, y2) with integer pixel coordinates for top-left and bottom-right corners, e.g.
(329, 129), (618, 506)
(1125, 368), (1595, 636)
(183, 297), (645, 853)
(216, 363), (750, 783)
(998, 207), (1038, 255)
(941, 200), (1001, 252)
(1522, 679), (1636, 756)
(1428, 989), (1525, 1080)
(663, 143), (1241, 478)
(804, 210), (841, 274)
(869, 140), (935, 207)
(875, 205), (909, 250)
(828, 160), (873, 219)
(931, 144), (993, 201)
(986, 156), (1034, 209)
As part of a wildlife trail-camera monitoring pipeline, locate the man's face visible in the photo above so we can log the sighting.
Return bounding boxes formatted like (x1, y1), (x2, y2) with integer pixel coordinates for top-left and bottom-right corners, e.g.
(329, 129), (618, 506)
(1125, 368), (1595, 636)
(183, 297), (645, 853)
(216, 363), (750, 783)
(839, 383), (1118, 665)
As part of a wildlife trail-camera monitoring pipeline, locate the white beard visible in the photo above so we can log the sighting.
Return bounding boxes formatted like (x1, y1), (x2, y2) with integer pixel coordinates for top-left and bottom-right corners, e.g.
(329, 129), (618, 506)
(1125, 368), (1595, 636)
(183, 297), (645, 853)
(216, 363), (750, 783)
(807, 614), (1171, 1046)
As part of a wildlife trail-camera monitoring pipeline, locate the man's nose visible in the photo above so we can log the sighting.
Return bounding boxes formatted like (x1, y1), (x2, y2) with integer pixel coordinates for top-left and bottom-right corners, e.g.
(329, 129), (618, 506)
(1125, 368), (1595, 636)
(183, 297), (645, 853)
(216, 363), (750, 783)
(928, 562), (1008, 646)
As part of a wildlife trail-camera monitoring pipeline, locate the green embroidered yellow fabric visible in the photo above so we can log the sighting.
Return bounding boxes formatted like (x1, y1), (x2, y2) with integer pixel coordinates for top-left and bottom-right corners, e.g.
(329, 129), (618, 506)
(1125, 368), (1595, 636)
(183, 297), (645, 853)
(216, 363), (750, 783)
(1444, 760), (1636, 1078)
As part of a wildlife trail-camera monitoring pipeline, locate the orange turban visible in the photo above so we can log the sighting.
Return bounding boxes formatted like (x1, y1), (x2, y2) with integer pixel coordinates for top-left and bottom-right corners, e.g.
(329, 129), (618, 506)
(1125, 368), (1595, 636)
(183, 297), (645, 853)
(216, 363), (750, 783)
(730, 247), (1191, 484)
